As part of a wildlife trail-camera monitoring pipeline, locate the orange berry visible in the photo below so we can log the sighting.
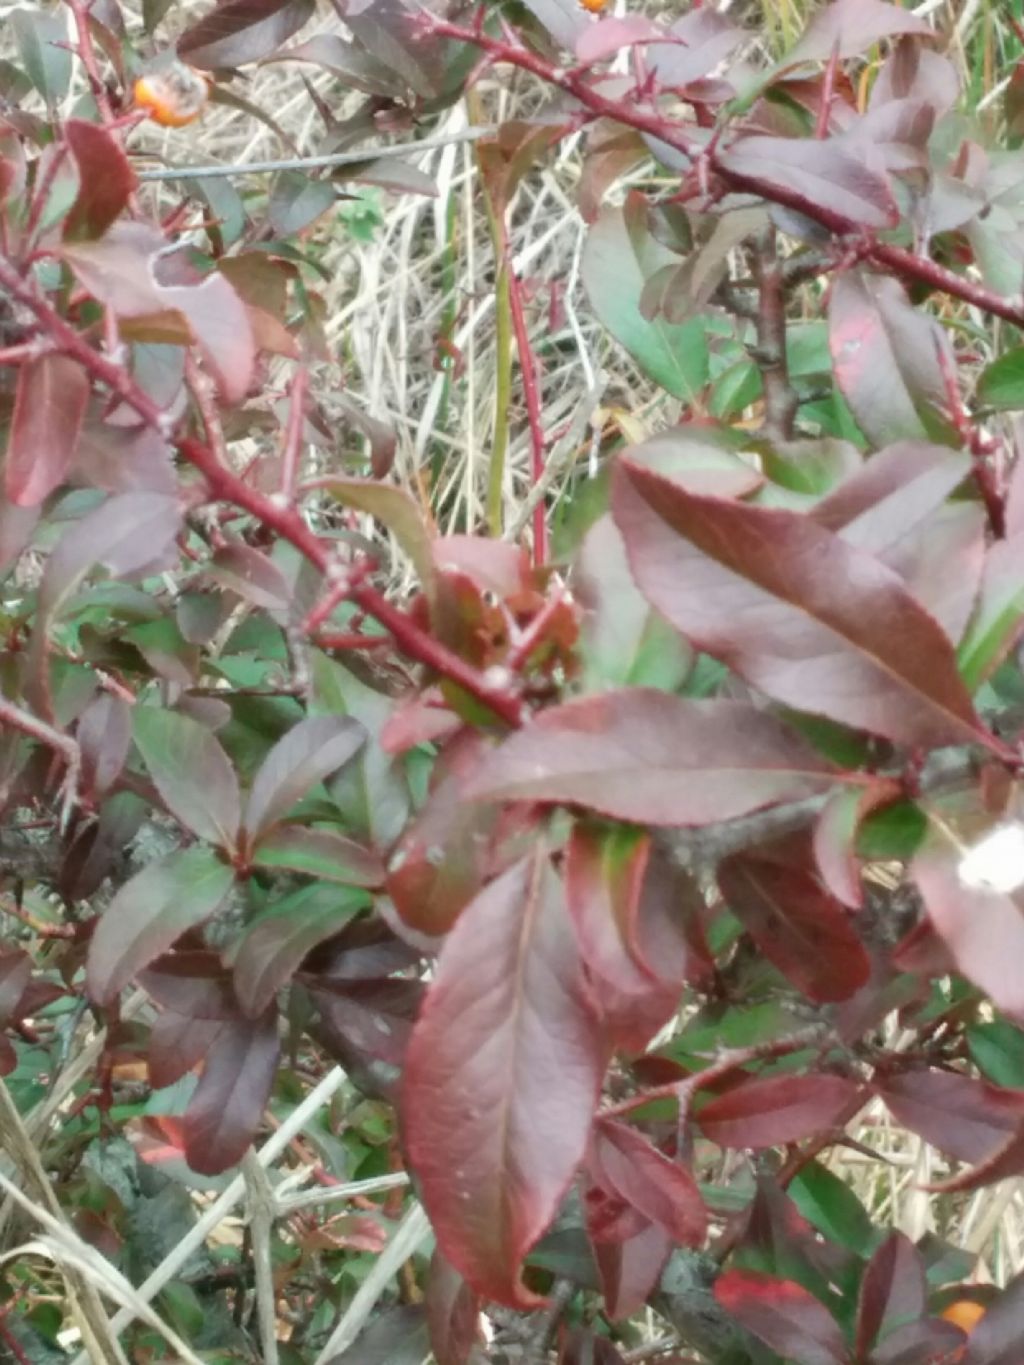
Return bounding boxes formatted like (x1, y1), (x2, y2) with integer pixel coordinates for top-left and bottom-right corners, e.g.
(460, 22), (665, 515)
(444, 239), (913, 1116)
(133, 62), (208, 128)
(941, 1300), (986, 1334)
(579, 0), (609, 11)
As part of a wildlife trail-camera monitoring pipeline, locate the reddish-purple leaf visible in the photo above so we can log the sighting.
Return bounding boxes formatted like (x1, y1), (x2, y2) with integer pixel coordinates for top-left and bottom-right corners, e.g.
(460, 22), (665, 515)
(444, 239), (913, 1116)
(566, 824), (706, 1051)
(426, 1250), (481, 1365)
(233, 884), (368, 1018)
(140, 951), (237, 1019)
(958, 532), (1024, 692)
(612, 460), (988, 751)
(925, 1128), (1024, 1196)
(575, 16), (660, 66)
(648, 8), (744, 87)
(813, 440), (971, 546)
(963, 1270), (1024, 1365)
(875, 1068), (1024, 1165)
(183, 1006), (280, 1174)
(566, 824), (655, 997)
(177, 0), (314, 69)
(388, 734), (524, 937)
(133, 705), (241, 850)
(829, 271), (956, 447)
(590, 1119), (706, 1247)
(244, 714), (365, 840)
(0, 500), (38, 574)
(913, 835), (1024, 1019)
(788, 0), (933, 64)
(64, 223), (254, 403)
(77, 693), (132, 801)
(813, 780), (901, 909)
(87, 847), (236, 1006)
(714, 1269), (851, 1365)
(208, 543), (291, 610)
(870, 1318), (966, 1365)
(468, 689), (844, 826)
(887, 504), (986, 644)
(5, 354), (89, 507)
(592, 1219), (672, 1322)
(312, 978), (422, 1096)
(871, 40), (959, 117)
(402, 849), (606, 1307)
(718, 845), (872, 1003)
(719, 136), (897, 230)
(149, 1012), (226, 1090)
(698, 1074), (862, 1149)
(31, 492), (182, 710)
(63, 119), (135, 239)
(251, 825), (385, 888)
(0, 951), (31, 1026)
(855, 1231), (927, 1356)
(265, 33), (397, 96)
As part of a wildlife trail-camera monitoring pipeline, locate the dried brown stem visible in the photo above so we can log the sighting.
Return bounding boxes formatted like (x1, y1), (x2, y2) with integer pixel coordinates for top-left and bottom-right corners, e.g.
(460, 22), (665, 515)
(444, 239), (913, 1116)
(751, 226), (799, 441)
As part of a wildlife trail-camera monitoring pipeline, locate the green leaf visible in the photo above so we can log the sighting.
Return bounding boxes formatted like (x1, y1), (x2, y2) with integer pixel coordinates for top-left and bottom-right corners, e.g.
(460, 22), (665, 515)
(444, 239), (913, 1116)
(576, 515), (691, 691)
(250, 825), (385, 887)
(968, 1020), (1024, 1088)
(133, 706), (241, 850)
(958, 535), (1024, 692)
(310, 653), (410, 846)
(88, 848), (235, 1005)
(856, 801), (927, 861)
(316, 478), (436, 606)
(582, 197), (708, 401)
(233, 883), (369, 1017)
(243, 714), (365, 840)
(11, 8), (71, 103)
(789, 1161), (879, 1257)
(978, 347), (1024, 411)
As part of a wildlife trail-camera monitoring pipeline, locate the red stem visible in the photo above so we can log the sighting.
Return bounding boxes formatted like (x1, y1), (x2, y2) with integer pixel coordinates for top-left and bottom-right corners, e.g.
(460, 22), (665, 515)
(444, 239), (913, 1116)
(421, 14), (1024, 332)
(0, 254), (525, 729)
(66, 0), (116, 128)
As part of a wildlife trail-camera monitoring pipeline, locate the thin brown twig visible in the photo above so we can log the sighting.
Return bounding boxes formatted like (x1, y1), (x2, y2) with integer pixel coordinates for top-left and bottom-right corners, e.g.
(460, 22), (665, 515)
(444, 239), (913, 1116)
(503, 259), (549, 562)
(599, 1026), (832, 1120)
(751, 226), (799, 441)
(279, 364), (308, 505)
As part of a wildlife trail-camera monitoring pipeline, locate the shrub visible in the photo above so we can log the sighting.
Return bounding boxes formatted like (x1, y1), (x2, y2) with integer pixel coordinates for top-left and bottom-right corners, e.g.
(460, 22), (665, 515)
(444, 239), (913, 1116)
(3, 0), (1024, 1361)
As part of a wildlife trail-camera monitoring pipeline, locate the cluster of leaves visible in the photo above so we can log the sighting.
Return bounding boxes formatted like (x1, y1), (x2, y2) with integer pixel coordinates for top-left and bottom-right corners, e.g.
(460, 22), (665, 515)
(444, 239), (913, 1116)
(7, 0), (1024, 1361)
